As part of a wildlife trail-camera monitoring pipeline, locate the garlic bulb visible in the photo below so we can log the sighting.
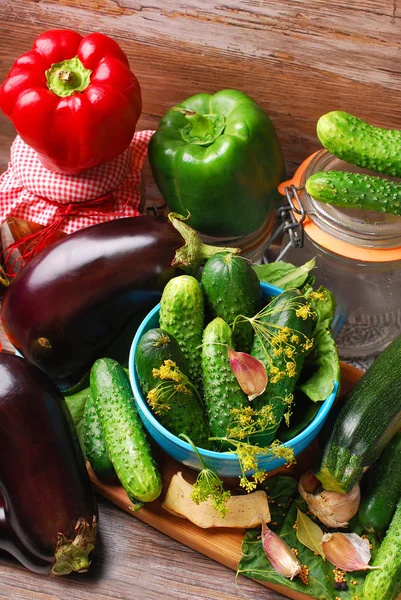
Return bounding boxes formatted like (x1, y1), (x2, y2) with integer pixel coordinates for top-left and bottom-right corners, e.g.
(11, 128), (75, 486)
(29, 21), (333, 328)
(298, 471), (360, 528)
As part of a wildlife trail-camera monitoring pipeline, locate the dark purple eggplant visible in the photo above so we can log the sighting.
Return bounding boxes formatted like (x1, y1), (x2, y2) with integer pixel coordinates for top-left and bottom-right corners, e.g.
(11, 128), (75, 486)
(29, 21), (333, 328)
(0, 353), (97, 575)
(1, 214), (235, 389)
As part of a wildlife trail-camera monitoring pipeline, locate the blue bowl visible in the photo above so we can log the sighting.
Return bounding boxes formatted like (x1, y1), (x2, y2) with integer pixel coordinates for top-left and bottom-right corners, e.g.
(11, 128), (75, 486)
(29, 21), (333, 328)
(128, 281), (339, 478)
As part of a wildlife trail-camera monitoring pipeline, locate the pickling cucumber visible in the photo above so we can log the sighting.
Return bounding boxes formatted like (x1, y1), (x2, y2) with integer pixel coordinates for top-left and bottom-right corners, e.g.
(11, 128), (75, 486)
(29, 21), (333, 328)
(317, 111), (401, 177)
(317, 333), (401, 494)
(201, 252), (262, 352)
(136, 329), (210, 449)
(251, 289), (315, 445)
(363, 497), (401, 600)
(90, 358), (162, 504)
(159, 275), (204, 388)
(84, 390), (115, 480)
(135, 328), (190, 396)
(305, 170), (401, 215)
(359, 432), (401, 536)
(201, 317), (248, 445)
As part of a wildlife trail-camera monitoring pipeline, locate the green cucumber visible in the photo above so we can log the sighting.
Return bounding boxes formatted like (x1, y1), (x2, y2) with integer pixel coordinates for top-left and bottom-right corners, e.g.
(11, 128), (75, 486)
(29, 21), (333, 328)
(136, 329), (210, 449)
(83, 390), (115, 480)
(201, 317), (248, 445)
(251, 289), (315, 445)
(359, 432), (401, 536)
(159, 275), (204, 388)
(317, 333), (401, 494)
(317, 111), (401, 177)
(201, 252), (262, 352)
(135, 328), (190, 396)
(363, 497), (401, 600)
(90, 358), (162, 504)
(305, 170), (401, 216)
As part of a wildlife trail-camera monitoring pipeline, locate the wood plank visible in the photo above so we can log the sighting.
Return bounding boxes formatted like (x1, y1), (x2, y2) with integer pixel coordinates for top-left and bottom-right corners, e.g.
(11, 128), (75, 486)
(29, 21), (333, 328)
(89, 362), (364, 600)
(2, 1), (401, 197)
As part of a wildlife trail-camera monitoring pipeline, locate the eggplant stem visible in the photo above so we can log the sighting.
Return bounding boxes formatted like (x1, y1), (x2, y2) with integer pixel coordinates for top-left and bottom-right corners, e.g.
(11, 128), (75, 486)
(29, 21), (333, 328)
(51, 516), (97, 576)
(168, 213), (239, 275)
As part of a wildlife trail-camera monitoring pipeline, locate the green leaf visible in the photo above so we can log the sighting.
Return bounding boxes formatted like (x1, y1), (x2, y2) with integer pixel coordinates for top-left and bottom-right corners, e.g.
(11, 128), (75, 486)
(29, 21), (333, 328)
(304, 285), (337, 334)
(299, 329), (341, 402)
(263, 476), (298, 530)
(296, 509), (325, 559)
(253, 259), (316, 290)
(64, 387), (90, 455)
(237, 484), (366, 599)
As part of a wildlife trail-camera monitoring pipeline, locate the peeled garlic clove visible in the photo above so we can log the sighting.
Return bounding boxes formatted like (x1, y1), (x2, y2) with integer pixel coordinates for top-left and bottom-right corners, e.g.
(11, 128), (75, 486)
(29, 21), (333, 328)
(298, 472), (360, 528)
(227, 347), (267, 401)
(322, 532), (379, 572)
(261, 520), (301, 580)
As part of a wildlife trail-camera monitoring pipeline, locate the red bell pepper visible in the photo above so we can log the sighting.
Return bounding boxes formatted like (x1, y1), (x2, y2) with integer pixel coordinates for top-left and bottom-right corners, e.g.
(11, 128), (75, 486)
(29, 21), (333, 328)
(0, 30), (142, 174)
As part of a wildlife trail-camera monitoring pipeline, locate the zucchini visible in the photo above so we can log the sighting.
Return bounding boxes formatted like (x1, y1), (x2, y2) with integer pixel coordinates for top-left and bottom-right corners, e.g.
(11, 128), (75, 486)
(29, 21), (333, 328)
(201, 317), (248, 445)
(316, 333), (401, 494)
(201, 252), (262, 352)
(159, 275), (204, 388)
(317, 111), (401, 177)
(84, 390), (115, 480)
(305, 170), (401, 216)
(90, 358), (162, 504)
(251, 289), (315, 445)
(363, 497), (401, 600)
(359, 432), (401, 536)
(135, 328), (190, 396)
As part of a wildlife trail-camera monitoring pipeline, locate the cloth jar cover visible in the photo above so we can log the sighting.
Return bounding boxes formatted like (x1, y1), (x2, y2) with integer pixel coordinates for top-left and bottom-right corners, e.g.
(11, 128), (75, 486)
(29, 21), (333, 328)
(0, 130), (155, 235)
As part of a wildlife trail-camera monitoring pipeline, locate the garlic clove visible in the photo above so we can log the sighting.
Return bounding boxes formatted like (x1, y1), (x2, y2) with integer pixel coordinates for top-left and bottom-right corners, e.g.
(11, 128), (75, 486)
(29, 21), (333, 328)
(322, 532), (379, 572)
(261, 520), (302, 580)
(298, 471), (360, 528)
(227, 347), (267, 401)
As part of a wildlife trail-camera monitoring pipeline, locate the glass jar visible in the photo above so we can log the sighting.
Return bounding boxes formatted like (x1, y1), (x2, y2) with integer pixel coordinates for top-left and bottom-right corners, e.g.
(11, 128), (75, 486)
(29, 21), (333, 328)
(199, 210), (276, 263)
(278, 149), (401, 359)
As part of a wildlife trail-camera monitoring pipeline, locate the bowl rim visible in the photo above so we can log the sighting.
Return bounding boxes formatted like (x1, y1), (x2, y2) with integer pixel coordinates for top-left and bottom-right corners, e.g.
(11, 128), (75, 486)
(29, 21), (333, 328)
(128, 281), (339, 462)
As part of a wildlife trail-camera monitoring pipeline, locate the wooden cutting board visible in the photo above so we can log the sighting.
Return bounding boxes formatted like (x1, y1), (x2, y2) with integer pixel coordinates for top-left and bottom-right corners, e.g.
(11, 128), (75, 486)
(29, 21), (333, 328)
(89, 362), (362, 600)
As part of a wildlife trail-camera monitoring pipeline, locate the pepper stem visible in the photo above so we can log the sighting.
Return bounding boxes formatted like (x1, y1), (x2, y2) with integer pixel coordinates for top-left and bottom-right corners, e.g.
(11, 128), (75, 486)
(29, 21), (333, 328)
(172, 107), (225, 145)
(168, 212), (240, 275)
(51, 517), (97, 576)
(46, 57), (92, 98)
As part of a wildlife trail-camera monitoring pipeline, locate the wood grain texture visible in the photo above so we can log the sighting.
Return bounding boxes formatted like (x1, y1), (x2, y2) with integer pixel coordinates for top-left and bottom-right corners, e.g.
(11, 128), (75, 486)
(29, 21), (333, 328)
(1, 0), (401, 197)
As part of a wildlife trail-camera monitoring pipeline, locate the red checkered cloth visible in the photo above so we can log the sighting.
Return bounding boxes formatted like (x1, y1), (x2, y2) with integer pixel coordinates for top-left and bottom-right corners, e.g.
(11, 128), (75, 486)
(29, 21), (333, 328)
(0, 129), (155, 235)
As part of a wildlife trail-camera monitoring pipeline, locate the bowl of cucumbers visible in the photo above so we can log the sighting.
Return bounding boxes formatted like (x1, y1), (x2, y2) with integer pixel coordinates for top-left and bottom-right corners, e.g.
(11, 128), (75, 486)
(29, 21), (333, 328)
(128, 252), (339, 478)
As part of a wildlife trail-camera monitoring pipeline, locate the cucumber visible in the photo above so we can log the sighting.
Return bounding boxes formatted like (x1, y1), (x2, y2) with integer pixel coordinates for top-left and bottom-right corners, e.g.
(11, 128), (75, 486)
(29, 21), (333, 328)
(316, 333), (401, 494)
(359, 432), (401, 536)
(201, 317), (248, 445)
(251, 289), (315, 445)
(135, 328), (190, 396)
(317, 111), (401, 177)
(159, 275), (204, 388)
(305, 170), (401, 216)
(201, 252), (263, 352)
(83, 390), (115, 480)
(363, 497), (401, 600)
(90, 358), (162, 504)
(136, 329), (210, 448)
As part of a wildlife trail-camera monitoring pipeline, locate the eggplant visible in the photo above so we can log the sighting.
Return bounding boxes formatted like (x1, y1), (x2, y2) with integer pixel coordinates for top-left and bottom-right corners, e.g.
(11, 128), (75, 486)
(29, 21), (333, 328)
(0, 353), (97, 575)
(1, 214), (234, 389)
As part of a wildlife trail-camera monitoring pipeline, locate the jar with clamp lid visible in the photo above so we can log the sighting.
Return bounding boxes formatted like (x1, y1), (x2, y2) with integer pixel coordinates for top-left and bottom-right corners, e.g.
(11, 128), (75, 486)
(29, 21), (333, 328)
(277, 149), (401, 359)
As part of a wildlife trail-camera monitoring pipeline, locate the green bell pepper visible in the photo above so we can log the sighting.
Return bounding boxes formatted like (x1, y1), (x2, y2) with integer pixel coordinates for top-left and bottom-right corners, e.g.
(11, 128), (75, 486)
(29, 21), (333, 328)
(148, 89), (286, 237)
